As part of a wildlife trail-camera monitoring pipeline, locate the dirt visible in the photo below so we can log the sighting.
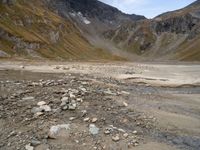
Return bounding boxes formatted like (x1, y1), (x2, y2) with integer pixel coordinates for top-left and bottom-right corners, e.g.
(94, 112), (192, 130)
(0, 61), (200, 150)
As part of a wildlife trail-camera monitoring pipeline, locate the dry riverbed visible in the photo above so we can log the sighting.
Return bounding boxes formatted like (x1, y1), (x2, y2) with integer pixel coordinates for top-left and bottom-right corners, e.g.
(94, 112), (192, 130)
(0, 61), (200, 150)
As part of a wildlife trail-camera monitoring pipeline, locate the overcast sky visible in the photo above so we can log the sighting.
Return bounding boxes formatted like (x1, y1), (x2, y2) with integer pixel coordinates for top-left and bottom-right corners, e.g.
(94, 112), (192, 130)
(99, 0), (196, 18)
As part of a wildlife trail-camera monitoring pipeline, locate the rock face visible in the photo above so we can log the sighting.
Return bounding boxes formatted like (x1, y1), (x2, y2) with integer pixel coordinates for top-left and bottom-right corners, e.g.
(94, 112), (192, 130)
(104, 0), (200, 61)
(50, 0), (145, 23)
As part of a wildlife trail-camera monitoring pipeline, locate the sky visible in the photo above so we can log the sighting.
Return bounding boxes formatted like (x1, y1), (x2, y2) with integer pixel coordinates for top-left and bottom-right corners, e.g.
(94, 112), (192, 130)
(99, 0), (196, 18)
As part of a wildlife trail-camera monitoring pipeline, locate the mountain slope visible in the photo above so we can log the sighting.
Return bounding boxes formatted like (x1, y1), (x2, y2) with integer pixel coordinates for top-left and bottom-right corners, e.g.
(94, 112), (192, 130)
(0, 0), (120, 60)
(104, 0), (200, 61)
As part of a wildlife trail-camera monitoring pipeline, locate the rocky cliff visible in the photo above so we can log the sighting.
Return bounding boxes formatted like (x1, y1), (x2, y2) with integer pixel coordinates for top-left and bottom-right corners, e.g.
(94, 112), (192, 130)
(104, 0), (200, 61)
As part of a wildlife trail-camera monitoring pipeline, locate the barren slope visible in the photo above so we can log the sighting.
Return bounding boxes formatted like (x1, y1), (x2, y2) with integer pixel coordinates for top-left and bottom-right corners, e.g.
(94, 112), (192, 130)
(0, 0), (119, 60)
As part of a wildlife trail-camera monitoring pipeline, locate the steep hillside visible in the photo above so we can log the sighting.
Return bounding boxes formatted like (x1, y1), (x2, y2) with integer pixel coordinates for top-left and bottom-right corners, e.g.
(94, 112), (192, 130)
(104, 0), (200, 61)
(0, 0), (119, 60)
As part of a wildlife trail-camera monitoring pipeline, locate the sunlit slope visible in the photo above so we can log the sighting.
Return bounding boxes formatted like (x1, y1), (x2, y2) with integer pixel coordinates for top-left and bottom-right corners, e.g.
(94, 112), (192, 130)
(0, 0), (115, 60)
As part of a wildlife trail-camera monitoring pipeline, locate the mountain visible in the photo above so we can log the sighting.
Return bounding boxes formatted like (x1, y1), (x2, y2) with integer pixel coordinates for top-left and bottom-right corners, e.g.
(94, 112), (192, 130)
(0, 0), (200, 61)
(0, 0), (144, 60)
(104, 0), (200, 61)
(0, 0), (124, 60)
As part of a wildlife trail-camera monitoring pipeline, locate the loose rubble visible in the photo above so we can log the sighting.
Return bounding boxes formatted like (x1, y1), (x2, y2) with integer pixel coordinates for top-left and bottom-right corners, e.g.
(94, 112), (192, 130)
(0, 70), (158, 150)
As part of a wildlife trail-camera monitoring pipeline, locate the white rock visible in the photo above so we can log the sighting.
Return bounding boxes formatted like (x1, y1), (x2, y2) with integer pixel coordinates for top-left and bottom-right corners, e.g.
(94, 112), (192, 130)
(121, 91), (130, 95)
(133, 130), (138, 134)
(25, 144), (34, 150)
(31, 107), (43, 114)
(89, 124), (99, 135)
(68, 103), (76, 110)
(91, 118), (98, 123)
(20, 65), (25, 69)
(49, 124), (70, 139)
(37, 101), (46, 106)
(84, 117), (90, 122)
(34, 112), (44, 117)
(123, 102), (128, 107)
(61, 97), (69, 103)
(40, 105), (51, 112)
(76, 98), (83, 102)
(112, 135), (120, 142)
(69, 93), (76, 98)
(69, 117), (76, 121)
(22, 97), (34, 101)
(123, 133), (129, 138)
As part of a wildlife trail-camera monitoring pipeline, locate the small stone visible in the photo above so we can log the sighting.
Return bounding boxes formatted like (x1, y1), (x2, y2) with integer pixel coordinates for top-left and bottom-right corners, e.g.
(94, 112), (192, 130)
(69, 93), (76, 98)
(69, 117), (76, 121)
(37, 101), (46, 106)
(123, 102), (128, 107)
(123, 133), (129, 138)
(104, 130), (111, 135)
(133, 130), (137, 134)
(31, 140), (41, 146)
(31, 107), (43, 114)
(134, 143), (139, 146)
(89, 124), (99, 135)
(76, 98), (83, 102)
(121, 91), (130, 95)
(112, 135), (120, 142)
(22, 97), (34, 101)
(34, 112), (44, 117)
(25, 144), (34, 150)
(62, 105), (68, 110)
(60, 102), (67, 107)
(48, 124), (70, 139)
(84, 117), (90, 122)
(68, 103), (76, 110)
(20, 65), (25, 69)
(91, 118), (98, 123)
(61, 97), (69, 103)
(40, 105), (51, 112)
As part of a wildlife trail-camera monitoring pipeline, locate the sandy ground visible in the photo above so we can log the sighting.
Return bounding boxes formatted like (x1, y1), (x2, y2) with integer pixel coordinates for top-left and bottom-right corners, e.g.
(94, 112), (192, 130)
(0, 60), (200, 150)
(0, 61), (199, 87)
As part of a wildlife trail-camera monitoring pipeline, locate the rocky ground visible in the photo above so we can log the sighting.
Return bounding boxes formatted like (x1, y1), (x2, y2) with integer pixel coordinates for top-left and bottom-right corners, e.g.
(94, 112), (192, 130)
(0, 61), (200, 150)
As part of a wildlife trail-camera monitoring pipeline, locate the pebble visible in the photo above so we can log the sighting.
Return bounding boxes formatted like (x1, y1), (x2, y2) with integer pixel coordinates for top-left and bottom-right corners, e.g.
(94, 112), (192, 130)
(76, 98), (83, 102)
(89, 124), (99, 135)
(112, 135), (120, 142)
(48, 124), (70, 139)
(68, 103), (76, 110)
(37, 101), (46, 106)
(91, 118), (98, 123)
(104, 130), (111, 135)
(31, 140), (41, 146)
(60, 102), (67, 107)
(31, 107), (43, 114)
(123, 102), (128, 107)
(84, 117), (90, 122)
(40, 105), (51, 112)
(123, 133), (129, 138)
(25, 144), (34, 150)
(20, 65), (25, 69)
(62, 105), (68, 110)
(133, 130), (137, 134)
(69, 93), (76, 98)
(34, 112), (44, 117)
(61, 97), (69, 103)
(22, 97), (35, 101)
(69, 117), (76, 121)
